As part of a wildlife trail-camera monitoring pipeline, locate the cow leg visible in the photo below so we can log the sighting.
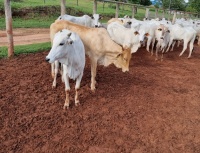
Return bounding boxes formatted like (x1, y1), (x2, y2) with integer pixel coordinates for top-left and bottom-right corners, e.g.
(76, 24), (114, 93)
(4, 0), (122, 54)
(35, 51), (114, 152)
(52, 60), (59, 88)
(155, 42), (160, 61)
(177, 40), (181, 47)
(90, 58), (97, 91)
(166, 39), (173, 52)
(61, 64), (65, 83)
(63, 65), (70, 109)
(170, 41), (176, 51)
(51, 63), (55, 78)
(151, 38), (156, 55)
(75, 73), (83, 106)
(188, 37), (195, 58)
(146, 37), (152, 53)
(179, 41), (188, 57)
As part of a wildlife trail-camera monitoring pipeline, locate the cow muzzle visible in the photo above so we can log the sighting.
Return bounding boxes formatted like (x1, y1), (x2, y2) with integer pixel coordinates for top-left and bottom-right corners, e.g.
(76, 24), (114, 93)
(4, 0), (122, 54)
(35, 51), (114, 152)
(45, 57), (50, 62)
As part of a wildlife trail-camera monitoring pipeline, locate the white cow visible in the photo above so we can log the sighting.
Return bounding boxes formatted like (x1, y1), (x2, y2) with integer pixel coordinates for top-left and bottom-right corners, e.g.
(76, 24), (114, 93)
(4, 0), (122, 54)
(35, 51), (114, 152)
(51, 14), (101, 87)
(107, 22), (141, 53)
(155, 25), (170, 60)
(138, 23), (157, 54)
(57, 14), (101, 28)
(46, 29), (85, 109)
(166, 24), (197, 58)
(50, 20), (132, 91)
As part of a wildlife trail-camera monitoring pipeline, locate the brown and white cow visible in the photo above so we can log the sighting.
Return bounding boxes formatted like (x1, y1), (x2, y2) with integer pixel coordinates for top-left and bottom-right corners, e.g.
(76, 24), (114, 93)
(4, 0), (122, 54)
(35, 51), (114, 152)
(50, 20), (131, 91)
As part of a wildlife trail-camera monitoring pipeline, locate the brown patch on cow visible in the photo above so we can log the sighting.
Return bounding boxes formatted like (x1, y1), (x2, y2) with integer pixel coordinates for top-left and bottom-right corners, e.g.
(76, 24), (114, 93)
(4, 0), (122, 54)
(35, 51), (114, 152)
(145, 33), (149, 36)
(134, 31), (139, 35)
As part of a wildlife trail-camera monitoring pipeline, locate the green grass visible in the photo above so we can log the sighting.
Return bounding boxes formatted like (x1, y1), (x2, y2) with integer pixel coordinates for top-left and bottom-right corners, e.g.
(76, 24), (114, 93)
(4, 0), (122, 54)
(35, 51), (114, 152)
(0, 17), (57, 29)
(0, 42), (51, 58)
(0, 0), (60, 9)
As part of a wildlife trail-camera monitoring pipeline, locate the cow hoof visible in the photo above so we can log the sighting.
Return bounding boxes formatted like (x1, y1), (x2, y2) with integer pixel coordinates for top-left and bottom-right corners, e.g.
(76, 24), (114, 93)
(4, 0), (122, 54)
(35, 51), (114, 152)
(90, 85), (96, 92)
(63, 105), (69, 110)
(51, 73), (55, 79)
(75, 101), (80, 106)
(91, 88), (96, 93)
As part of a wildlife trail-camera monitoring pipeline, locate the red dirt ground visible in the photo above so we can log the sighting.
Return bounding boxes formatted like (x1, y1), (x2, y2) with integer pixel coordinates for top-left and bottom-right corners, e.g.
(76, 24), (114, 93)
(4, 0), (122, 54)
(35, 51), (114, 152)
(0, 29), (200, 152)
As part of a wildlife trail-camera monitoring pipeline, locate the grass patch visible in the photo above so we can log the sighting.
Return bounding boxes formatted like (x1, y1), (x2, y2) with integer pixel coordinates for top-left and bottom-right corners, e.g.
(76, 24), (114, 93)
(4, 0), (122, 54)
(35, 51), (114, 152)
(0, 0), (60, 9)
(0, 16), (57, 30)
(0, 42), (51, 58)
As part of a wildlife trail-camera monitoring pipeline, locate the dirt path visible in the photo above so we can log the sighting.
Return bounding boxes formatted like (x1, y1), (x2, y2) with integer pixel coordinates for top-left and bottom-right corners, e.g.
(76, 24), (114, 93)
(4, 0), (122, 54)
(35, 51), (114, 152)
(0, 28), (50, 46)
(0, 38), (200, 152)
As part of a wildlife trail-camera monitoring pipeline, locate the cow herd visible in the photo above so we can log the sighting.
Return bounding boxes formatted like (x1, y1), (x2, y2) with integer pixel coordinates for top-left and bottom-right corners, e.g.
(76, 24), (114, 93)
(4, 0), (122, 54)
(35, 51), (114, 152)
(45, 13), (200, 109)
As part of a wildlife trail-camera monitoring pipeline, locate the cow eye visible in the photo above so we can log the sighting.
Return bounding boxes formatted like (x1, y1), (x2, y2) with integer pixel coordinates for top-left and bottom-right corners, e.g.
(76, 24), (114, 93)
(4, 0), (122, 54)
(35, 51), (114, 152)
(59, 43), (64, 46)
(123, 58), (127, 61)
(158, 28), (162, 31)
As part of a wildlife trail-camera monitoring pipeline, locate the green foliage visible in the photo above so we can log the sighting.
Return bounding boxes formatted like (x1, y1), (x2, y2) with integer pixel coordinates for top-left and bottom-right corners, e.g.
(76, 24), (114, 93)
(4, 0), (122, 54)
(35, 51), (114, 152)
(161, 0), (186, 11)
(140, 0), (152, 6)
(129, 0), (152, 5)
(0, 42), (51, 58)
(12, 0), (23, 2)
(189, 0), (200, 13)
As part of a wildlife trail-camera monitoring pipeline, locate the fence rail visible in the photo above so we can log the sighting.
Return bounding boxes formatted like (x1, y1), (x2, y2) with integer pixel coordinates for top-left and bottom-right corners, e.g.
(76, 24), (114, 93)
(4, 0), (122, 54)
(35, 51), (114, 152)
(95, 0), (199, 20)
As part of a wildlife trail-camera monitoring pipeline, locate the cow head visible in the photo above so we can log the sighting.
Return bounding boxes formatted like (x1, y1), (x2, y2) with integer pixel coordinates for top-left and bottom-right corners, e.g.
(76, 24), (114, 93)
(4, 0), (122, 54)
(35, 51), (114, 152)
(46, 29), (73, 64)
(130, 31), (141, 53)
(156, 24), (169, 42)
(114, 48), (131, 72)
(91, 14), (102, 28)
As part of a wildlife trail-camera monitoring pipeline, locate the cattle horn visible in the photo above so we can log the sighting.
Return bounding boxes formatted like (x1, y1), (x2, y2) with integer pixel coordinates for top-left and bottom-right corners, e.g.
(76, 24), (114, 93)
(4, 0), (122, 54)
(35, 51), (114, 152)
(67, 32), (72, 37)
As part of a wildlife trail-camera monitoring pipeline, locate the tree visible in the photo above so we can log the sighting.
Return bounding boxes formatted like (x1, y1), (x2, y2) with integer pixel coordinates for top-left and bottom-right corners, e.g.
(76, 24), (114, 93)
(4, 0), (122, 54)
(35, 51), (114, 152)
(129, 0), (152, 6)
(161, 0), (186, 11)
(187, 0), (200, 13)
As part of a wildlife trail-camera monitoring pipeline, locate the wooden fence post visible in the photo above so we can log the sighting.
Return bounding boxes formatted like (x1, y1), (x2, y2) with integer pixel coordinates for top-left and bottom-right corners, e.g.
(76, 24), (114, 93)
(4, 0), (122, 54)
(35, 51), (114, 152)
(132, 6), (136, 18)
(93, 0), (97, 14)
(172, 11), (177, 24)
(155, 8), (158, 18)
(145, 8), (149, 19)
(115, 3), (119, 18)
(4, 0), (14, 57)
(60, 0), (66, 15)
(162, 9), (165, 18)
(168, 10), (171, 21)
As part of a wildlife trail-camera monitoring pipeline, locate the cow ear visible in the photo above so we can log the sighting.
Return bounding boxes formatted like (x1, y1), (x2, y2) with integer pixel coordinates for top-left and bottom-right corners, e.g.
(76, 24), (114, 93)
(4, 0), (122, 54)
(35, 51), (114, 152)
(67, 32), (71, 37)
(99, 15), (103, 19)
(134, 31), (139, 35)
